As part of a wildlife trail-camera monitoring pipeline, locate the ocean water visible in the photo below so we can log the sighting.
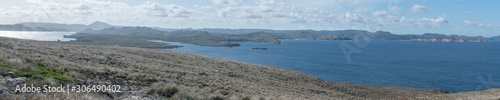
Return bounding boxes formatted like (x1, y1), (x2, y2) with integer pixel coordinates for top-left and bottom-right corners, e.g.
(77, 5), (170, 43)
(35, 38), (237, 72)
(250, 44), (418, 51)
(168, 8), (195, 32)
(0, 31), (75, 41)
(169, 39), (500, 93)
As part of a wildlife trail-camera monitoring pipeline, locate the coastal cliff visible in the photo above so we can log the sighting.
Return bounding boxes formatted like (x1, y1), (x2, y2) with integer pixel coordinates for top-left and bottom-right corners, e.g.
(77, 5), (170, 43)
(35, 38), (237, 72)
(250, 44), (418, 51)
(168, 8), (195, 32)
(409, 38), (488, 42)
(406, 33), (488, 43)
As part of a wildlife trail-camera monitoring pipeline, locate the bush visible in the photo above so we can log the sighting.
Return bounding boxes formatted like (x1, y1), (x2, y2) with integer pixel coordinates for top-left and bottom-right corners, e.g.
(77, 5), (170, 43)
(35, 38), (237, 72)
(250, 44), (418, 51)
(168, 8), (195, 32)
(0, 61), (6, 68)
(158, 87), (178, 97)
(26, 77), (60, 87)
(178, 94), (196, 100)
(242, 96), (251, 100)
(211, 96), (224, 100)
(0, 42), (14, 49)
(67, 71), (87, 80)
(147, 82), (179, 98)
(0, 61), (14, 76)
(13, 62), (75, 82)
(432, 89), (449, 94)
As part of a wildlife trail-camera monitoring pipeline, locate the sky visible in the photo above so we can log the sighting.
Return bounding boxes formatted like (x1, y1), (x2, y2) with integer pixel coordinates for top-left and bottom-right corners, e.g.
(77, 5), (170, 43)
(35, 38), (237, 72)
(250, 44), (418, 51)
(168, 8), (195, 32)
(0, 0), (499, 37)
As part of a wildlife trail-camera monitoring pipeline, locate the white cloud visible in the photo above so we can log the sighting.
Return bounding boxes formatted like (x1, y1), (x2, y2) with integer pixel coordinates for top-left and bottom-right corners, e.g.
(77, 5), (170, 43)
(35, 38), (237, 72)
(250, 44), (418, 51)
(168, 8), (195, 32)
(330, 0), (363, 5)
(139, 2), (191, 18)
(0, 0), (202, 27)
(211, 0), (240, 6)
(256, 0), (284, 12)
(411, 4), (429, 13)
(342, 12), (373, 25)
(1, 0), (484, 32)
(3, 0), (131, 24)
(416, 16), (448, 27)
(75, 4), (92, 10)
(139, 2), (169, 17)
(463, 11), (471, 15)
(211, 0), (300, 22)
(373, 10), (388, 17)
(355, 8), (369, 12)
(388, 6), (401, 14)
(376, 15), (406, 26)
(464, 20), (498, 29)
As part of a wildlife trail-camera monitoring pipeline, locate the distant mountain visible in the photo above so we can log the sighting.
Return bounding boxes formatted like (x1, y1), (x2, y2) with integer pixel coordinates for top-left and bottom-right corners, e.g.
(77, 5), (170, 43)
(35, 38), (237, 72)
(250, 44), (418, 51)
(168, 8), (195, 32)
(0, 21), (114, 31)
(86, 21), (113, 30)
(150, 27), (182, 32)
(195, 28), (278, 34)
(0, 24), (46, 31)
(77, 26), (167, 36)
(491, 35), (500, 40)
(19, 22), (87, 31)
(66, 26), (490, 49)
(152, 27), (317, 34)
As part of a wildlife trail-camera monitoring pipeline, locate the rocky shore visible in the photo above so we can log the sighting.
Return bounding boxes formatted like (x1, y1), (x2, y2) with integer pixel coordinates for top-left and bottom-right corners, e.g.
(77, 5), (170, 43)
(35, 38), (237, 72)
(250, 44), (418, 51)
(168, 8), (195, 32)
(409, 38), (488, 43)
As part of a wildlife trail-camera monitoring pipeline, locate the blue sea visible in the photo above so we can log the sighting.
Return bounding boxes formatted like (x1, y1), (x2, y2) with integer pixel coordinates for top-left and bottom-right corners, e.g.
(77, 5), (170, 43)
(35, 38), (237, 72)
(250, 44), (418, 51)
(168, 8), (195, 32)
(168, 39), (500, 93)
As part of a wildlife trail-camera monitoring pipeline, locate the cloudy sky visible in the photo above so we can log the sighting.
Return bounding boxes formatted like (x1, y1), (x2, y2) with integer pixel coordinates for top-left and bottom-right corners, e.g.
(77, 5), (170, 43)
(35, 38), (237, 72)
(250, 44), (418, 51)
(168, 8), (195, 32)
(0, 0), (499, 37)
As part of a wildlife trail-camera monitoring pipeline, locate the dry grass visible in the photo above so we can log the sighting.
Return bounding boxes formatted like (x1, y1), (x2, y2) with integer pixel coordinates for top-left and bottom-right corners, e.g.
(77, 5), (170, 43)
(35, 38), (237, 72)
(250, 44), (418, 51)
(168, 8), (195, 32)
(147, 82), (179, 98)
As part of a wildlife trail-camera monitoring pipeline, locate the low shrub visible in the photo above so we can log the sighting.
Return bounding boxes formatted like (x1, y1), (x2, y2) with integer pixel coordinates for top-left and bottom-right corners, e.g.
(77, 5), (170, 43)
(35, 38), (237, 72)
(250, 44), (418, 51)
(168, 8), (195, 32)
(211, 96), (224, 100)
(242, 96), (251, 100)
(0, 42), (14, 49)
(178, 94), (197, 100)
(147, 82), (179, 98)
(13, 62), (75, 82)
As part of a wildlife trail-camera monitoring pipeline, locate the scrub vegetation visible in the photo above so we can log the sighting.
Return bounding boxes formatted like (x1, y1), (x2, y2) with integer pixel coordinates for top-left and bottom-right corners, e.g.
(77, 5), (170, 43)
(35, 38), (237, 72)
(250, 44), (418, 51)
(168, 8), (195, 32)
(0, 37), (499, 100)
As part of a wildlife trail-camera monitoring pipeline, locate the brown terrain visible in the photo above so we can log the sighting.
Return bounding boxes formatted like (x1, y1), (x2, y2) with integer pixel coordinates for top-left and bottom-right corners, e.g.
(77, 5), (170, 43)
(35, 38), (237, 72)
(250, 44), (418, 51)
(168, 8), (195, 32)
(0, 37), (499, 100)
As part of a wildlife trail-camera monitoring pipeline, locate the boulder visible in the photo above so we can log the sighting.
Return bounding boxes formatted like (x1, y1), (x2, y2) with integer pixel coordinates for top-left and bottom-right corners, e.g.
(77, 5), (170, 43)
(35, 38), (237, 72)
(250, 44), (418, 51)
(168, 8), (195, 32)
(0, 85), (11, 95)
(5, 77), (27, 87)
